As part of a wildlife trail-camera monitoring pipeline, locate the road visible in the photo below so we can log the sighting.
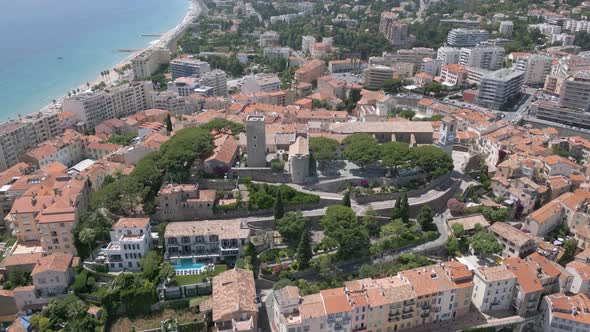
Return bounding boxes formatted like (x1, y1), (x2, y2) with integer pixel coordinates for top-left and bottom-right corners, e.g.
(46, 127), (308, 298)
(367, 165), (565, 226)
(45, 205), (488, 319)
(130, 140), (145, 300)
(415, 0), (428, 22)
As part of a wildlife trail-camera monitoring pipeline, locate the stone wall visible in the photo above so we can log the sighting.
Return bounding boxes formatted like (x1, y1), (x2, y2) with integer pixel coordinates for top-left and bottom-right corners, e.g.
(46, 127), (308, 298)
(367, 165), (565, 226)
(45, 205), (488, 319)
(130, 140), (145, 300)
(229, 167), (292, 183)
(352, 173), (453, 204)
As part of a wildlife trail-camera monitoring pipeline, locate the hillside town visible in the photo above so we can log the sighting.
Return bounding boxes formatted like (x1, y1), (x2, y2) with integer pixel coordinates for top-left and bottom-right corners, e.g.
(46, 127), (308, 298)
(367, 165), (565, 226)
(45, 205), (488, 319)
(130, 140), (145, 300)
(7, 0), (590, 331)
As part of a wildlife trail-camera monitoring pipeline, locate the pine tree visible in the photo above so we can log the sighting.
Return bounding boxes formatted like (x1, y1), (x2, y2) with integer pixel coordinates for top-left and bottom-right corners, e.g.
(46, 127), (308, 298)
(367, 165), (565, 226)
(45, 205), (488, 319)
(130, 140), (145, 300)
(400, 193), (410, 223)
(274, 190), (284, 220)
(392, 197), (402, 221)
(342, 190), (351, 207)
(309, 153), (317, 175)
(165, 114), (173, 132)
(296, 230), (313, 269)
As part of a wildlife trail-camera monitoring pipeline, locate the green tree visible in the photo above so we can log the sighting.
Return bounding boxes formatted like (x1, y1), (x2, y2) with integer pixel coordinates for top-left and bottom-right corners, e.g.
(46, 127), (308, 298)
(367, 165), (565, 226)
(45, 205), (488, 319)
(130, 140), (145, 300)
(451, 223), (464, 237)
(309, 137), (339, 169)
(342, 190), (351, 207)
(417, 205), (435, 231)
(296, 230), (313, 269)
(398, 109), (415, 120)
(79, 228), (96, 260)
(412, 145), (454, 179)
(274, 190), (285, 220)
(424, 82), (443, 95)
(381, 141), (410, 176)
(343, 133), (380, 169)
(383, 78), (403, 94)
(446, 237), (460, 254)
(276, 211), (309, 242)
(165, 113), (173, 132)
(159, 261), (175, 283)
(559, 239), (578, 265)
(363, 207), (380, 237)
(140, 251), (163, 281)
(320, 205), (369, 259)
(399, 193), (410, 224)
(471, 231), (502, 256)
(392, 196), (402, 221)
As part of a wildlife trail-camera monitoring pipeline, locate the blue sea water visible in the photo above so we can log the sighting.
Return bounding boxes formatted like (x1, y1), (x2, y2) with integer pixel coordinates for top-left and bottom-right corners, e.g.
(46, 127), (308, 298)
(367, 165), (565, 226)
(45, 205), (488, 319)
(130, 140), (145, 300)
(0, 0), (189, 121)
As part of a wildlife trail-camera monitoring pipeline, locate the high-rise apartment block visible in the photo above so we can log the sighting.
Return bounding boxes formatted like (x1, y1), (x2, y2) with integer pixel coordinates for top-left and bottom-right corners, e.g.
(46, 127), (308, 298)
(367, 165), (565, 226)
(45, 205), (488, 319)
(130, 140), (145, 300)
(477, 68), (524, 110)
(379, 12), (413, 47)
(437, 47), (462, 65)
(516, 54), (552, 86)
(447, 29), (490, 47)
(62, 81), (153, 129)
(169, 57), (211, 79)
(200, 69), (228, 97)
(131, 48), (171, 79)
(459, 46), (505, 71)
(560, 71), (590, 111)
(364, 65), (395, 89)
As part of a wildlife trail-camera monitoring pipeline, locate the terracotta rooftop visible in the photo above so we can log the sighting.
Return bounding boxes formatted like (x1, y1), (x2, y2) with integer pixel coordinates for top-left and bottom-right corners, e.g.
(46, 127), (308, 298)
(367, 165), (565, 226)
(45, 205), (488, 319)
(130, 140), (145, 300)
(211, 269), (257, 322)
(31, 253), (74, 276)
(165, 219), (250, 239)
(113, 217), (150, 230)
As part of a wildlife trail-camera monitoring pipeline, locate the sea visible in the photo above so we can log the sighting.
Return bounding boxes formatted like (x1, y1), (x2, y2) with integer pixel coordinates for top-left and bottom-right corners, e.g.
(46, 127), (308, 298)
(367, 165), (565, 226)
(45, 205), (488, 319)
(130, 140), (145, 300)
(0, 0), (189, 121)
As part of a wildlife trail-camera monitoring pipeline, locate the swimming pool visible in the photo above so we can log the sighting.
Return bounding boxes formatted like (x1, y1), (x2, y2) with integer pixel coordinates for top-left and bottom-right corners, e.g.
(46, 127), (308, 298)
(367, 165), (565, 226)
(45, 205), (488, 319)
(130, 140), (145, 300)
(173, 258), (206, 272)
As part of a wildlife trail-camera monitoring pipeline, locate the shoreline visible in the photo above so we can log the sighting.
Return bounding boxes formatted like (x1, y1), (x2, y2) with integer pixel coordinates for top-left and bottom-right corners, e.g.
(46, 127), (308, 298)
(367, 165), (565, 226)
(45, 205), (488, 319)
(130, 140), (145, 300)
(32, 0), (205, 117)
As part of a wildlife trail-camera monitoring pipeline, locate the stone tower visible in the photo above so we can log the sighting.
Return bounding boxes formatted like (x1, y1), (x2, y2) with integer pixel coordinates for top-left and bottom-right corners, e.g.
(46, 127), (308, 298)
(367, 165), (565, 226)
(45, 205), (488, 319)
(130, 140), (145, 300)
(438, 116), (457, 154)
(246, 115), (266, 167)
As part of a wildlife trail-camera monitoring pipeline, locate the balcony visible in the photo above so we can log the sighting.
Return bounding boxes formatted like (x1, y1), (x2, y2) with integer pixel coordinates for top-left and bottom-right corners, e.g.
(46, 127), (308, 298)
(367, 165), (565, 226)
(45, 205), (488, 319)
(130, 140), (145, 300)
(353, 326), (367, 331)
(389, 311), (401, 317)
(402, 313), (413, 320)
(403, 307), (414, 313)
(388, 317), (400, 323)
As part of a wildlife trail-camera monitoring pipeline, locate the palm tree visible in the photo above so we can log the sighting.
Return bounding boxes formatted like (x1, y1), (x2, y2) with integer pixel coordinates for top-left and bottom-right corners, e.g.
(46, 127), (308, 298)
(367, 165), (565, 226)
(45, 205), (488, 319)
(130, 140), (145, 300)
(79, 228), (97, 260)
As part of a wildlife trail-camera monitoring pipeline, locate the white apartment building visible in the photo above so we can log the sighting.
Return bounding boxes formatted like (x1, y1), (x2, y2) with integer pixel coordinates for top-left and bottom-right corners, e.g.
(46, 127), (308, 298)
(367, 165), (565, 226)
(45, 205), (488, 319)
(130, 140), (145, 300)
(565, 19), (590, 33)
(62, 81), (153, 128)
(566, 261), (590, 295)
(168, 77), (200, 97)
(152, 91), (195, 115)
(328, 59), (365, 74)
(459, 46), (505, 71)
(560, 70), (590, 111)
(363, 65), (394, 89)
(200, 69), (228, 97)
(446, 29), (490, 47)
(169, 57), (210, 79)
(421, 57), (442, 76)
(164, 219), (250, 265)
(477, 68), (524, 110)
(516, 54), (552, 86)
(263, 47), (290, 61)
(20, 111), (63, 144)
(529, 23), (562, 36)
(241, 74), (281, 93)
(370, 48), (435, 75)
(259, 31), (280, 47)
(104, 218), (153, 272)
(301, 35), (316, 53)
(131, 48), (171, 79)
(499, 21), (513, 36)
(542, 294), (590, 332)
(472, 265), (517, 312)
(437, 47), (462, 65)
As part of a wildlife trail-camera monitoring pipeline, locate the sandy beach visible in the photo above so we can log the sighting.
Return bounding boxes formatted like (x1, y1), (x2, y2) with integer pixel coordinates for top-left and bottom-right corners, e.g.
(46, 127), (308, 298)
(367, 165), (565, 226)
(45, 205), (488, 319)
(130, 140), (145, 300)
(40, 0), (205, 113)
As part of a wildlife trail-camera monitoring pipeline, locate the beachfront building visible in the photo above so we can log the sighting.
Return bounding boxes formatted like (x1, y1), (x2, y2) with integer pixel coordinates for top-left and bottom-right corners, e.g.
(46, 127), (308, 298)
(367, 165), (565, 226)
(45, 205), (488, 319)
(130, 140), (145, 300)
(164, 219), (251, 265)
(131, 48), (171, 79)
(62, 81), (153, 128)
(104, 218), (153, 272)
(169, 57), (210, 79)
